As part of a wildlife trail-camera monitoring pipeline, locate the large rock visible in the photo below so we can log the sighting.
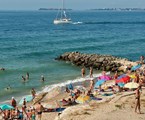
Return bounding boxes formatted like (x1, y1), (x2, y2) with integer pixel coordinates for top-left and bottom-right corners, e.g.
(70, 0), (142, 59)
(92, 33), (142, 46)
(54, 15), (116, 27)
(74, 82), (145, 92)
(55, 52), (131, 72)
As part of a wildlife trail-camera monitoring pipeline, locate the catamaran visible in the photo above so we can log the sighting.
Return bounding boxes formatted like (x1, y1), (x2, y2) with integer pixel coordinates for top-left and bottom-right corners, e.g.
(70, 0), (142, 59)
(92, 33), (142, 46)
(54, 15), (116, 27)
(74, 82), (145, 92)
(53, 0), (72, 24)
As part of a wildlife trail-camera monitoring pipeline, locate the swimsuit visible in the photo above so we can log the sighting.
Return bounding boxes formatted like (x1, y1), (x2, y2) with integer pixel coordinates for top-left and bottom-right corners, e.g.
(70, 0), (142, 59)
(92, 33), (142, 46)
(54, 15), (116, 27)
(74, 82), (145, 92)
(37, 111), (42, 114)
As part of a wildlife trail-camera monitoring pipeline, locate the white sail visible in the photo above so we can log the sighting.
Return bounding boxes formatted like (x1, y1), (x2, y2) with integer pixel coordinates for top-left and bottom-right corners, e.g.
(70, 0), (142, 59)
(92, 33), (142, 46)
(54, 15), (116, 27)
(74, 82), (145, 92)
(54, 0), (72, 24)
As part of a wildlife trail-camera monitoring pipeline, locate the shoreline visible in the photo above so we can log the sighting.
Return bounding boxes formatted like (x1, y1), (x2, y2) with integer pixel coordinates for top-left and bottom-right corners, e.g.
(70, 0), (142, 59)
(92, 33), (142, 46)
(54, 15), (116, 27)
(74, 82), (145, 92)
(0, 53), (145, 120)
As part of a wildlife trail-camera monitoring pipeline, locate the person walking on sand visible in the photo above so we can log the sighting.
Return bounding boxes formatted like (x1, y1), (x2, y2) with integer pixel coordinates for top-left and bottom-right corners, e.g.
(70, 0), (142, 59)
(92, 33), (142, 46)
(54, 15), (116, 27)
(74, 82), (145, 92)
(35, 102), (44, 120)
(135, 86), (141, 114)
(26, 72), (29, 80)
(89, 67), (93, 78)
(81, 67), (85, 78)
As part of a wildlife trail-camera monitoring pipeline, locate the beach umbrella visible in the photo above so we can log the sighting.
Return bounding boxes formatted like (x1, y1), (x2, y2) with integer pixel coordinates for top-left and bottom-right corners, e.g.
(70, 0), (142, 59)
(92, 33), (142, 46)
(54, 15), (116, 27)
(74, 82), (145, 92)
(129, 74), (136, 79)
(131, 64), (141, 71)
(116, 75), (130, 84)
(0, 104), (14, 110)
(98, 75), (111, 81)
(117, 74), (126, 79)
(94, 80), (105, 88)
(67, 83), (74, 90)
(124, 82), (139, 89)
(19, 95), (33, 105)
(75, 95), (91, 104)
(117, 83), (125, 87)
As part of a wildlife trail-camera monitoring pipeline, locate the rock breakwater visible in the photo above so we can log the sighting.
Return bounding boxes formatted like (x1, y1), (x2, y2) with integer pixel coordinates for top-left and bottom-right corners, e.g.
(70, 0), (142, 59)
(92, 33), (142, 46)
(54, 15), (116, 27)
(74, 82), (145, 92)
(55, 52), (131, 72)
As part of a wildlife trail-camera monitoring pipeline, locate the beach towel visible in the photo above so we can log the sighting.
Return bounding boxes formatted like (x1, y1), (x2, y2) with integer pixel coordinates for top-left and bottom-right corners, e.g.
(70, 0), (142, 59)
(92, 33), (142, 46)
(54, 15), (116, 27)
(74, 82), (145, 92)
(91, 97), (102, 101)
(43, 108), (65, 112)
(102, 93), (113, 96)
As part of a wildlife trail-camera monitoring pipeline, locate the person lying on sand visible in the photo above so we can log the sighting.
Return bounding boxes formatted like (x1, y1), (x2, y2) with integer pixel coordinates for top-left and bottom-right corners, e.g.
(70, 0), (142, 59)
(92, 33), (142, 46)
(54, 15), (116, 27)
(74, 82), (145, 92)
(60, 98), (74, 106)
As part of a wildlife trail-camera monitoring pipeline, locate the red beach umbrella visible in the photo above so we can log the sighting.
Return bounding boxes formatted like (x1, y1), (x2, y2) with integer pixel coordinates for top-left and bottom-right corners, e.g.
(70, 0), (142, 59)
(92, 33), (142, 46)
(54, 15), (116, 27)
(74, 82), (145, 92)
(116, 75), (130, 84)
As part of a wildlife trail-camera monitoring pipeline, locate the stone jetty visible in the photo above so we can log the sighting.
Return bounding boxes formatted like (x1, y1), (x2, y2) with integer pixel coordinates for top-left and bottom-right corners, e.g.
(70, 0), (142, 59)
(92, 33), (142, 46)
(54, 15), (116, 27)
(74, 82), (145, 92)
(55, 52), (133, 72)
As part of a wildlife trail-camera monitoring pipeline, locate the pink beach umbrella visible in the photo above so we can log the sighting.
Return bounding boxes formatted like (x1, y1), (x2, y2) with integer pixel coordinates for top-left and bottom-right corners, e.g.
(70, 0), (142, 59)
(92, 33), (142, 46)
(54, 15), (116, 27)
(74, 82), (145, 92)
(98, 75), (112, 81)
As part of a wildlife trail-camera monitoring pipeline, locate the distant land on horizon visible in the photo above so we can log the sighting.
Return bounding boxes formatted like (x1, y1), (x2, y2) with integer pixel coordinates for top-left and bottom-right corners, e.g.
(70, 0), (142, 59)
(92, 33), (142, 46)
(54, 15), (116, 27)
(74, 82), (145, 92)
(39, 8), (145, 11)
(39, 8), (72, 11)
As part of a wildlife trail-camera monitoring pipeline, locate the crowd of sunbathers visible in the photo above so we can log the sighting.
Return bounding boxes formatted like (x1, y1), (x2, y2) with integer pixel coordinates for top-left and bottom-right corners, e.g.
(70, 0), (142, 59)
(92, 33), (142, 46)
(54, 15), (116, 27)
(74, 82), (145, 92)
(1, 56), (145, 119)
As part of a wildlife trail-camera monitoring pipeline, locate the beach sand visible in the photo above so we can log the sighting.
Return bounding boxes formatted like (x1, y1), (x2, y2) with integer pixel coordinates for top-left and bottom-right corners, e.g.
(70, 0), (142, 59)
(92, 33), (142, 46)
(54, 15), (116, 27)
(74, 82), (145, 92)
(1, 60), (145, 120)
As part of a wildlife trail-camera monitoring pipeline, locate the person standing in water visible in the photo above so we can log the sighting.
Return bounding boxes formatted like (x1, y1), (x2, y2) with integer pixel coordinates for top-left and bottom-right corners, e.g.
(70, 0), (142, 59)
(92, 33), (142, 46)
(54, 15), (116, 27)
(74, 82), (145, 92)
(40, 75), (45, 82)
(26, 72), (29, 80)
(81, 67), (85, 78)
(89, 67), (93, 78)
(31, 88), (36, 98)
(89, 79), (94, 91)
(22, 76), (26, 82)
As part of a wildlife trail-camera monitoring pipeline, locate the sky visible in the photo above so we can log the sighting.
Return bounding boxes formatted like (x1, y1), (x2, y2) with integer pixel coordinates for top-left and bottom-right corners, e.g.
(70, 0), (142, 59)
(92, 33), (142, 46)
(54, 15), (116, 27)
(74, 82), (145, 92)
(0, 0), (145, 10)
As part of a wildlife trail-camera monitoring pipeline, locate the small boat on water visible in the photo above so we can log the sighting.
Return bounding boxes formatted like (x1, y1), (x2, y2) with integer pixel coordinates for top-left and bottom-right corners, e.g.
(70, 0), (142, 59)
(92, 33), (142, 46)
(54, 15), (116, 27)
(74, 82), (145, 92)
(54, 0), (72, 24)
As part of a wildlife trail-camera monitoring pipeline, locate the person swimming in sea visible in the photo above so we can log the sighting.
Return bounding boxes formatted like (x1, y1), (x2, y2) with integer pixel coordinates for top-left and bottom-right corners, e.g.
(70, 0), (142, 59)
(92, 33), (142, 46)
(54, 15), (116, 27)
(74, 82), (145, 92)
(0, 67), (5, 71)
(40, 75), (45, 82)
(22, 76), (26, 82)
(5, 85), (11, 90)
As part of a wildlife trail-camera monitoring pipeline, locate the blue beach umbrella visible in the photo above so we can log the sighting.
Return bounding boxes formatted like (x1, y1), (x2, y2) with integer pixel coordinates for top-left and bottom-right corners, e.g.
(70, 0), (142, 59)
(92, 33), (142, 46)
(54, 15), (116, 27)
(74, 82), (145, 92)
(131, 64), (141, 71)
(19, 95), (33, 105)
(0, 104), (14, 110)
(117, 74), (126, 80)
(94, 80), (105, 88)
(117, 83), (125, 87)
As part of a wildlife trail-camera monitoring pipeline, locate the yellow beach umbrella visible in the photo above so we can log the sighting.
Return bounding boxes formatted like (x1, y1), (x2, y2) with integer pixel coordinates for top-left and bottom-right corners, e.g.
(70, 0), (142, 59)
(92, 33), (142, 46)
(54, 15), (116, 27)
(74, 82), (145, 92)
(75, 95), (91, 104)
(124, 82), (139, 89)
(129, 75), (136, 79)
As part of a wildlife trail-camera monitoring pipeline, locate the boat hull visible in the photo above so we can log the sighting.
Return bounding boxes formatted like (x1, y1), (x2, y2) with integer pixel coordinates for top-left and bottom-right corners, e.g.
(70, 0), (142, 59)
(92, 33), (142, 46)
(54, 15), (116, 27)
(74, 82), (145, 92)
(54, 19), (72, 24)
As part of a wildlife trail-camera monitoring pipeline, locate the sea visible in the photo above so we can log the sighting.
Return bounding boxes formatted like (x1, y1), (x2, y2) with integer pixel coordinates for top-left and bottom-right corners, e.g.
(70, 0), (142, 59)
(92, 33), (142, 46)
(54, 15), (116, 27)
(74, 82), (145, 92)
(0, 10), (145, 103)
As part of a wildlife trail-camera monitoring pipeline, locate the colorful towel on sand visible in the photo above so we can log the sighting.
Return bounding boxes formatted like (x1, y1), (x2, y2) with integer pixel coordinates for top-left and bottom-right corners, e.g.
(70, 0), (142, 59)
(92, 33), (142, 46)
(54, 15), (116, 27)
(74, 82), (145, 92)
(102, 93), (113, 96)
(91, 97), (102, 101)
(44, 108), (65, 112)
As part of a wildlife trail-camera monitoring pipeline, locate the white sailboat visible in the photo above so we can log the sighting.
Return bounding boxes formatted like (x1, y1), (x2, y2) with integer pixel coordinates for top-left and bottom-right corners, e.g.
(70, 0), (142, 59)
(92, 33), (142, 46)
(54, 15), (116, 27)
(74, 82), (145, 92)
(54, 0), (72, 24)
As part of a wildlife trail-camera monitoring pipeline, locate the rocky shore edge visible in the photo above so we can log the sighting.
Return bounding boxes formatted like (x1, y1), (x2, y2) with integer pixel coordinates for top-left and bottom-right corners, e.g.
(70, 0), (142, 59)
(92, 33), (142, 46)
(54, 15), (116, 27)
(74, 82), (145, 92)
(55, 52), (132, 72)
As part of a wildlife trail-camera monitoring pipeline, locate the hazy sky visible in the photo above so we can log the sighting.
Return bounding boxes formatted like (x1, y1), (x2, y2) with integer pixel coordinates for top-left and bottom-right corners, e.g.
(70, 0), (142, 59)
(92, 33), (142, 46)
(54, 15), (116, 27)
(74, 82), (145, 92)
(0, 0), (145, 10)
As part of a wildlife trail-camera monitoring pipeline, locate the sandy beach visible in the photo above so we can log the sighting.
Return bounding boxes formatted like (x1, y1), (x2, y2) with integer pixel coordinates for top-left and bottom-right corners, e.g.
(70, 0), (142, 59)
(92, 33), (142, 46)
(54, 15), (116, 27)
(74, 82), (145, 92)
(0, 56), (145, 120)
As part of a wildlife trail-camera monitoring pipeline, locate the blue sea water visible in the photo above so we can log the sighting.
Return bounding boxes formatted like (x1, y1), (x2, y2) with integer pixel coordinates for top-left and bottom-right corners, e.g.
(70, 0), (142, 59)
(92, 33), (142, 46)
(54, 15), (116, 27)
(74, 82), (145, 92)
(0, 10), (145, 103)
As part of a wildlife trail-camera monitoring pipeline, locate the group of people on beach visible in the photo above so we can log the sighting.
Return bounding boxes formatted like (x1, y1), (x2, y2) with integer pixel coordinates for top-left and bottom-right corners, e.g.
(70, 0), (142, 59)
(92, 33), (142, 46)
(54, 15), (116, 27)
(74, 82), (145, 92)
(0, 88), (45, 120)
(0, 55), (145, 119)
